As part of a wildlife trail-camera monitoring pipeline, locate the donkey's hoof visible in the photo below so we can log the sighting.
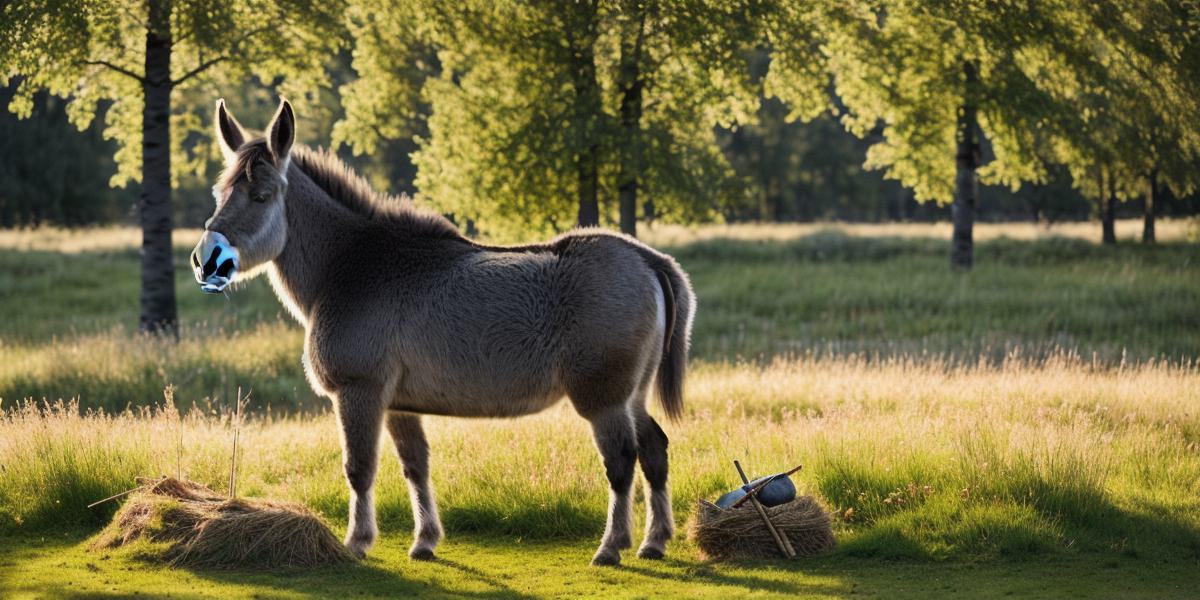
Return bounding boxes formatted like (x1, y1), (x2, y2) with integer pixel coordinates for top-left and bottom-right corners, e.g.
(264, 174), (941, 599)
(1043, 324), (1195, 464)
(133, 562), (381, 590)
(409, 546), (437, 561)
(637, 546), (665, 560)
(591, 548), (622, 567)
(345, 536), (374, 560)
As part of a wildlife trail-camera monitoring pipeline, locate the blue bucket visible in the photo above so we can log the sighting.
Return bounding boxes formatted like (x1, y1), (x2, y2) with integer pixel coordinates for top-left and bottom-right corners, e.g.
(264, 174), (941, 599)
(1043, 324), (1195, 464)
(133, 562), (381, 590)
(715, 472), (797, 509)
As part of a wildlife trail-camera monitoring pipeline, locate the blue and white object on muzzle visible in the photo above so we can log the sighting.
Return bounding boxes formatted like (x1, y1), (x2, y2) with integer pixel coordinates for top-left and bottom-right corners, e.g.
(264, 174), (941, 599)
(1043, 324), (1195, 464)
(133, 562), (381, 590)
(193, 232), (240, 294)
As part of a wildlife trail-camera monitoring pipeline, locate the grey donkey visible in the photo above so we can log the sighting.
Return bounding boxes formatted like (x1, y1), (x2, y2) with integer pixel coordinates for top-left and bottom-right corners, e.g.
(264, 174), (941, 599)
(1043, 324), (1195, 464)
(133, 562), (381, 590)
(192, 99), (695, 566)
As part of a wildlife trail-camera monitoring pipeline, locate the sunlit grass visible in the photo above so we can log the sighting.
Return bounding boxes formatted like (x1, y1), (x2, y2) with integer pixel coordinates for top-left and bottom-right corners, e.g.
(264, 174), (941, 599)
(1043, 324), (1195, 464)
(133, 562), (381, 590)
(0, 321), (311, 412)
(2, 223), (1198, 573)
(1, 219), (1192, 253)
(3, 357), (1197, 562)
(643, 218), (1199, 246)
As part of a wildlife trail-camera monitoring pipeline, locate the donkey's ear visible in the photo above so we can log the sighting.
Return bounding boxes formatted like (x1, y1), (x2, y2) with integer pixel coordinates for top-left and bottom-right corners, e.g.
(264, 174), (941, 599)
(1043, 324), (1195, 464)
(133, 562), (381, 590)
(215, 98), (246, 163)
(267, 98), (295, 166)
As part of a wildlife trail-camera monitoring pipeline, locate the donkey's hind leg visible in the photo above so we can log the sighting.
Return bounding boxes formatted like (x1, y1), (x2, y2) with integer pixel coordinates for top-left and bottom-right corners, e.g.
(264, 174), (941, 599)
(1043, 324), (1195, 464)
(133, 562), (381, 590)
(577, 405), (638, 566)
(634, 407), (674, 559)
(335, 382), (386, 558)
(386, 412), (443, 560)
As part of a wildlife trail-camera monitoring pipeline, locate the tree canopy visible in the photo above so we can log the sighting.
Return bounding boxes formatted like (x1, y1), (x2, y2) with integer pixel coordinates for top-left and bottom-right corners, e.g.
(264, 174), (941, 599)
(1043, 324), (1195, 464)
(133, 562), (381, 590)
(1, 0), (345, 187)
(337, 0), (779, 240)
(1, 0), (346, 333)
(2, 0), (1199, 268)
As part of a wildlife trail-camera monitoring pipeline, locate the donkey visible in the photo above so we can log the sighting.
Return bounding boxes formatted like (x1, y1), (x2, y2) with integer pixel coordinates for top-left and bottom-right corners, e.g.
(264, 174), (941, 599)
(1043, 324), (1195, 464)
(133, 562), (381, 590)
(192, 98), (694, 566)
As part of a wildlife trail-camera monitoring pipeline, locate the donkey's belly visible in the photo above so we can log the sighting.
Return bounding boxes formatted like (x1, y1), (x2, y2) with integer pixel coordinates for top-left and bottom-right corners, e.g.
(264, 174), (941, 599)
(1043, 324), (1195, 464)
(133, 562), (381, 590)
(389, 372), (566, 418)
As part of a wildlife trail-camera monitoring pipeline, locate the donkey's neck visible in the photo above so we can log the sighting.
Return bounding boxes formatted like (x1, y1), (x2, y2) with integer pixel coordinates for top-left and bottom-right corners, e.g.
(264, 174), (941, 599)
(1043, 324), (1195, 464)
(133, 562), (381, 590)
(267, 165), (362, 326)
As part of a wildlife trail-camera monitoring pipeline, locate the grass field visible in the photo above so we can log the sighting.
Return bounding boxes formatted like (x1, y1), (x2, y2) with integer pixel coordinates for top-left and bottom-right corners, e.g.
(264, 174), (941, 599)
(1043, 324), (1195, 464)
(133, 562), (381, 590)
(2, 221), (1199, 598)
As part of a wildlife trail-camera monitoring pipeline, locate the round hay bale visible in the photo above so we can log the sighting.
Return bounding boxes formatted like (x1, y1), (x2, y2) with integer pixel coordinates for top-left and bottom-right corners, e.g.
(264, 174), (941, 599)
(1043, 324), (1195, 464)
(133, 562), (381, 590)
(687, 496), (836, 561)
(91, 477), (354, 569)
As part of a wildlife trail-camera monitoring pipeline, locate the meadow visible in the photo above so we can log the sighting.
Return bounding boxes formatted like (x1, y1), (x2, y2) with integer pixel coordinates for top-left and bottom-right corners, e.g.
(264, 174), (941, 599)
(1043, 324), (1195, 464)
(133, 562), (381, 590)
(1, 221), (1199, 598)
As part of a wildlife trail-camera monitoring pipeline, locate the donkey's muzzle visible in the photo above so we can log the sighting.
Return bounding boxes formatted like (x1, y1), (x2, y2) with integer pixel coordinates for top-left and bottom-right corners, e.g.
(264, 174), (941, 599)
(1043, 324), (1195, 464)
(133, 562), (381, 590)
(192, 231), (240, 294)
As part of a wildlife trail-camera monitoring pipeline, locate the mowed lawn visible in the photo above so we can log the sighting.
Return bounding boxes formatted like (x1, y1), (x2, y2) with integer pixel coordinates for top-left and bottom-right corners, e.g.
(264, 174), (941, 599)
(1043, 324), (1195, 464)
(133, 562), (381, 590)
(1, 221), (1199, 599)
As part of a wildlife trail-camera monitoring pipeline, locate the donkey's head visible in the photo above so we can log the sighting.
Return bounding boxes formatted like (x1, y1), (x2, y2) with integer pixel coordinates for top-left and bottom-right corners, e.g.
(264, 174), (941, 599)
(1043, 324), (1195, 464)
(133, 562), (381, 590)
(192, 98), (295, 293)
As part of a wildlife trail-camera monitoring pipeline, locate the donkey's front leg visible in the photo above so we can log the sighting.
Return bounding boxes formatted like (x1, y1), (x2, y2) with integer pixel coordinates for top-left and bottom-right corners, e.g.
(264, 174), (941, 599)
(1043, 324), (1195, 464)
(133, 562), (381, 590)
(386, 412), (443, 560)
(335, 382), (386, 558)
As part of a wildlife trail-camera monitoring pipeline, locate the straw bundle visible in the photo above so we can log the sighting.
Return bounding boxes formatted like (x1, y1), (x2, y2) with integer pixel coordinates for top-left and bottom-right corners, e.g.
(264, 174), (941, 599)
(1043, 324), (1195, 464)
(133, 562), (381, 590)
(688, 496), (836, 561)
(91, 477), (354, 569)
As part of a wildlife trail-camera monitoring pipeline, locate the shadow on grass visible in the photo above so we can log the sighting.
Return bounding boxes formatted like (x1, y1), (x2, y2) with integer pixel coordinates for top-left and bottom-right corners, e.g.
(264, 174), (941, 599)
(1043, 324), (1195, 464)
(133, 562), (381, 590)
(0, 531), (537, 600)
(623, 557), (849, 596)
(826, 484), (1200, 562)
(188, 559), (538, 600)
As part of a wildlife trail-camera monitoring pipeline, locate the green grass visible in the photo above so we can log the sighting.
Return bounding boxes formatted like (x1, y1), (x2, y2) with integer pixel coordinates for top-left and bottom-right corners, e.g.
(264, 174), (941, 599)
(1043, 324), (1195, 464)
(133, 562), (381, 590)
(676, 230), (1200, 362)
(2, 222), (1199, 598)
(3, 531), (1197, 599)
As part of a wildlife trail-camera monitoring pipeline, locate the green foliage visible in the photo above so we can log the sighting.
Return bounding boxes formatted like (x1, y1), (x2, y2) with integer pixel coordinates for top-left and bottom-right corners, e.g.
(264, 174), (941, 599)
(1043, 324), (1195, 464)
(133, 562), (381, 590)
(772, 1), (1070, 203)
(0, 88), (126, 226)
(0, 0), (346, 189)
(1044, 1), (1200, 203)
(767, 0), (1200, 210)
(338, 0), (771, 239)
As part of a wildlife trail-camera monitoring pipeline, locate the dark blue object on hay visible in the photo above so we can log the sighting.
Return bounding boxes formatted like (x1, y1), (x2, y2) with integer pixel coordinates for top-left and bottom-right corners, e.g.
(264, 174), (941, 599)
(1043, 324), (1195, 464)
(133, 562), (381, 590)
(715, 473), (797, 508)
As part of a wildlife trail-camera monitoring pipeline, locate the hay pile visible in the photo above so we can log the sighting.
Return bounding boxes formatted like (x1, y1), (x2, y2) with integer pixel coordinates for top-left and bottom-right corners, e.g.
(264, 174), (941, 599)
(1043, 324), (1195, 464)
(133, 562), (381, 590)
(91, 477), (354, 569)
(688, 497), (836, 561)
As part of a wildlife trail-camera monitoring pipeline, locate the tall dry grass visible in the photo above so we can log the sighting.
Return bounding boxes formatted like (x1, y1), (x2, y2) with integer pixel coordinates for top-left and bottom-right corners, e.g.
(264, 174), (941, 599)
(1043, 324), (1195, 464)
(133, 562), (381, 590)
(4, 356), (1197, 560)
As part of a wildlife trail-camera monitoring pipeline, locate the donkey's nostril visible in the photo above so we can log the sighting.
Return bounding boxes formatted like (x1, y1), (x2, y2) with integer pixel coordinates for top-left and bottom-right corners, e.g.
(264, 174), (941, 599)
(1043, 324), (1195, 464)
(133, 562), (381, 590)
(202, 248), (220, 279)
(215, 258), (235, 279)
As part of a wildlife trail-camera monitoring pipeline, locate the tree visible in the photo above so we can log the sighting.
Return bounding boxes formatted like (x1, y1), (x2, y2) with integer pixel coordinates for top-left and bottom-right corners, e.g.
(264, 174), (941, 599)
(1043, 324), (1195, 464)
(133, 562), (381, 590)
(338, 0), (763, 240)
(1, 0), (344, 334)
(770, 1), (1106, 268)
(1046, 1), (1200, 244)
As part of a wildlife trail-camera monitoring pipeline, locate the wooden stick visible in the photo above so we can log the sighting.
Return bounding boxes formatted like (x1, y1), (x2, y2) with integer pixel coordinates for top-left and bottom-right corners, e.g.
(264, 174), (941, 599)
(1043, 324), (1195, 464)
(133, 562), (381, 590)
(229, 387), (247, 499)
(734, 460), (796, 559)
(87, 485), (141, 509)
(729, 464), (803, 509)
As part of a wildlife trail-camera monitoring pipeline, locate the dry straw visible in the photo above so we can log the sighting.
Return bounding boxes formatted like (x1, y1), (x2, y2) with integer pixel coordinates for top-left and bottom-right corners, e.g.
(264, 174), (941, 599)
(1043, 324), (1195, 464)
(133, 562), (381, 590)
(91, 477), (354, 569)
(687, 497), (836, 561)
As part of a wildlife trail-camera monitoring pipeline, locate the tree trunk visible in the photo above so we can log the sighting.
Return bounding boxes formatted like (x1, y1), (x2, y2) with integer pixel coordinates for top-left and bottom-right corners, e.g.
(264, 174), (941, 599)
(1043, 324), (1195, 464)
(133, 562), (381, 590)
(568, 13), (601, 228)
(1143, 172), (1157, 244)
(1101, 174), (1116, 245)
(139, 0), (177, 335)
(616, 5), (645, 237)
(950, 61), (979, 270)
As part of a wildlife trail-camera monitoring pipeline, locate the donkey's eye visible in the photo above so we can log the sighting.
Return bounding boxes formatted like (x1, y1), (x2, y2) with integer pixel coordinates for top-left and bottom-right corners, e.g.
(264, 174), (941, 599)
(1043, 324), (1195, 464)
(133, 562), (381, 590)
(251, 192), (269, 203)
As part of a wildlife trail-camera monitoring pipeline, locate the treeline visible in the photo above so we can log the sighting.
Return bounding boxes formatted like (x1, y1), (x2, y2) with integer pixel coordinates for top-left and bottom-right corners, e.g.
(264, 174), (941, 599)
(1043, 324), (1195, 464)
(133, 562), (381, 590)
(3, 1), (1198, 331)
(5, 82), (1197, 230)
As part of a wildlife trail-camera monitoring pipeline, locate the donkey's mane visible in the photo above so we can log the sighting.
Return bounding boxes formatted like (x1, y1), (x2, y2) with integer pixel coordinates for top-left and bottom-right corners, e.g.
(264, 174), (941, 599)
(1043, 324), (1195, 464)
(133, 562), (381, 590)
(227, 140), (462, 240)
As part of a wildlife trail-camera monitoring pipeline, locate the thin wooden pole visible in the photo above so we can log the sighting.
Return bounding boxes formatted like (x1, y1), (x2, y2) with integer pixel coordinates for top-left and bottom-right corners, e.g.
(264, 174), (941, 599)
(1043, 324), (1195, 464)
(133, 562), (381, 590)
(734, 460), (796, 559)
(87, 485), (141, 509)
(229, 387), (244, 499)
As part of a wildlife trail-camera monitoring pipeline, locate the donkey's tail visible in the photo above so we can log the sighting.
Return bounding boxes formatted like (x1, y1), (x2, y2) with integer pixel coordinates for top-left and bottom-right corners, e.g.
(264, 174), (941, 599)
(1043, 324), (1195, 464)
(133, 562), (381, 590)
(637, 247), (694, 422)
